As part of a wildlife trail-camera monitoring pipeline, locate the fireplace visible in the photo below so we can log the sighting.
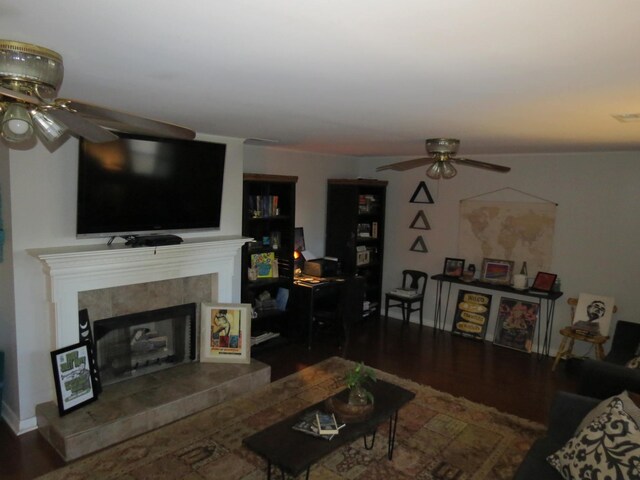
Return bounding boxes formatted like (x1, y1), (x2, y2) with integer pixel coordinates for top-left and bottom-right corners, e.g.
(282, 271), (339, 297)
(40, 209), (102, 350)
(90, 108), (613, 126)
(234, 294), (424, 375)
(93, 303), (197, 386)
(32, 237), (274, 461)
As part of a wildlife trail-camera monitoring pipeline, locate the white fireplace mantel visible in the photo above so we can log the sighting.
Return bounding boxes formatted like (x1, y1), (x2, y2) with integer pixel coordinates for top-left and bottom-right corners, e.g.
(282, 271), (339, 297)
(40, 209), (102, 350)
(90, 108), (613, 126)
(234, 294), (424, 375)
(29, 235), (250, 348)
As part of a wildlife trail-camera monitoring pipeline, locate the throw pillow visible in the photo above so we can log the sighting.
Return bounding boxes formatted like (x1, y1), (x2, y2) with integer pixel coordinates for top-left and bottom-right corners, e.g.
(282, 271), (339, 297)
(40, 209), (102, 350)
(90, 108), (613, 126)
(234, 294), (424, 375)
(547, 397), (640, 480)
(576, 390), (640, 432)
(627, 356), (640, 369)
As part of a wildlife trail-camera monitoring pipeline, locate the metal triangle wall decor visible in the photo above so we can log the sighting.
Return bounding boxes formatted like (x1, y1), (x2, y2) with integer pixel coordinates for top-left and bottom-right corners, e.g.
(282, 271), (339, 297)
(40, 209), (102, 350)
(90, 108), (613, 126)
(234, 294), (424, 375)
(410, 181), (434, 204)
(410, 235), (428, 253)
(410, 210), (431, 230)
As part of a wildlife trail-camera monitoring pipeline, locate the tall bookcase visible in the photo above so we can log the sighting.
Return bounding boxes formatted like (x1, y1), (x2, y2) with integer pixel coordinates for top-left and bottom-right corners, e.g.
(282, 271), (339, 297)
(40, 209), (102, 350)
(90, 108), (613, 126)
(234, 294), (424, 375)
(325, 179), (387, 319)
(242, 173), (298, 350)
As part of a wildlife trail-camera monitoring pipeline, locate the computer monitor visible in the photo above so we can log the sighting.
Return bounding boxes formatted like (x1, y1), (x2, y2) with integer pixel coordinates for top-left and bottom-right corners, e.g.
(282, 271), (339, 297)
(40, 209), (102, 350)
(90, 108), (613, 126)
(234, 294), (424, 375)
(294, 227), (306, 252)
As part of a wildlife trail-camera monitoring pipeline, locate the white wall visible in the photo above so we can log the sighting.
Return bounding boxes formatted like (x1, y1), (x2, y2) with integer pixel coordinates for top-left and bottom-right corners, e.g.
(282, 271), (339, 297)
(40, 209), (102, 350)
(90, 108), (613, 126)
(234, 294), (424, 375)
(243, 145), (359, 257)
(4, 140), (639, 432)
(247, 147), (640, 356)
(2, 132), (244, 433)
(0, 143), (17, 425)
(359, 152), (640, 354)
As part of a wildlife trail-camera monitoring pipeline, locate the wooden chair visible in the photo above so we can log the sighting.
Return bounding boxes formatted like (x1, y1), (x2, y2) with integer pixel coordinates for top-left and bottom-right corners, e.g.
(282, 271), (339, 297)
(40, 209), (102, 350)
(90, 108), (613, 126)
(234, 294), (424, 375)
(384, 270), (428, 325)
(552, 297), (617, 371)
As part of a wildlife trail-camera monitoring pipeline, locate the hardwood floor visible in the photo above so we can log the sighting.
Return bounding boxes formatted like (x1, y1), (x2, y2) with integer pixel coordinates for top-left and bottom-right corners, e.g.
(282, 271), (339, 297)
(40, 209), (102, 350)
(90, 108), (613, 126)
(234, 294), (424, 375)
(0, 317), (579, 480)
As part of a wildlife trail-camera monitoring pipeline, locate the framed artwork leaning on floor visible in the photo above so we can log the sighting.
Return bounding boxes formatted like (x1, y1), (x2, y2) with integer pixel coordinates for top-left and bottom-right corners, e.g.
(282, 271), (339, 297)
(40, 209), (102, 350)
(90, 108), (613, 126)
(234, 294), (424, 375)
(493, 298), (539, 353)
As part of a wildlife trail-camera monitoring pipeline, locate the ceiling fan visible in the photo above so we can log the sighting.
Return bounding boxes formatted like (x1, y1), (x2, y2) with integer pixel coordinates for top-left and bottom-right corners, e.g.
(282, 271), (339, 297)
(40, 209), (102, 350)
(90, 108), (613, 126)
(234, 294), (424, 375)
(0, 39), (195, 146)
(376, 138), (510, 179)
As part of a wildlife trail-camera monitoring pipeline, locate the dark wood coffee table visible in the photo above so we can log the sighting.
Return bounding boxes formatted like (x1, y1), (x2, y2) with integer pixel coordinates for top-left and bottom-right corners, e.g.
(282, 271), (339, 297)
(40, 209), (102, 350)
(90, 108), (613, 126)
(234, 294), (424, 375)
(243, 379), (415, 479)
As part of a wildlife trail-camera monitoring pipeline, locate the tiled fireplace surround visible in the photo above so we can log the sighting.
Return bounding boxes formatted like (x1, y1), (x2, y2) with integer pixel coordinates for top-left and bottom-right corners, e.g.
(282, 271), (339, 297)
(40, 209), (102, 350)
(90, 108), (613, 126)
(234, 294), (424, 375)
(30, 236), (272, 461)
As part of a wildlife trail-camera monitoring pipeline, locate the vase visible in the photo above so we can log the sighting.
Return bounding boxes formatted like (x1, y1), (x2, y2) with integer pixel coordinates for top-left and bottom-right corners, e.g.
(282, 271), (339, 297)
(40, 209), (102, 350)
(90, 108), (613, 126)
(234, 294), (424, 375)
(348, 386), (369, 406)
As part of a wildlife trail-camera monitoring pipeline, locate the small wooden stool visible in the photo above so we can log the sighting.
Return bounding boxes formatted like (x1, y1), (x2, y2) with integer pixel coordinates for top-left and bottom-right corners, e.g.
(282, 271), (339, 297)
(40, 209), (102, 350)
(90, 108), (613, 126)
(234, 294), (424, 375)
(552, 327), (609, 371)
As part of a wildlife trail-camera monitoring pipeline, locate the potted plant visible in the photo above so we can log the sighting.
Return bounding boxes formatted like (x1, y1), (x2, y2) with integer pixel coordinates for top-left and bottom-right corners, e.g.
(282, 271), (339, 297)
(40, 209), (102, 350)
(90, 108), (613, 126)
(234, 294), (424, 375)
(344, 361), (376, 406)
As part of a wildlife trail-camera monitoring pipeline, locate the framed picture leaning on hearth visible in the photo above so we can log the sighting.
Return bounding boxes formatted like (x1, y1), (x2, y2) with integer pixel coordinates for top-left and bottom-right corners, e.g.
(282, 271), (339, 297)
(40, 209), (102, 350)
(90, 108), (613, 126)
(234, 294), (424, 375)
(50, 342), (99, 416)
(200, 303), (252, 364)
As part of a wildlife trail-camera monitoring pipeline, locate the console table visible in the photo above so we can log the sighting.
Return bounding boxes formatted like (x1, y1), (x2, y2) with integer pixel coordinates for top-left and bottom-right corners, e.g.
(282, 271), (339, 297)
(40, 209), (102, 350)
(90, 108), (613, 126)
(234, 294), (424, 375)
(432, 274), (563, 356)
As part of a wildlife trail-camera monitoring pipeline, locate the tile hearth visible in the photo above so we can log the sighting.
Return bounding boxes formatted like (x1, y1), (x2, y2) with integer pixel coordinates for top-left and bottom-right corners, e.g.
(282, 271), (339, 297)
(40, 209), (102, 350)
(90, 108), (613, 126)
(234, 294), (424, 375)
(36, 360), (271, 461)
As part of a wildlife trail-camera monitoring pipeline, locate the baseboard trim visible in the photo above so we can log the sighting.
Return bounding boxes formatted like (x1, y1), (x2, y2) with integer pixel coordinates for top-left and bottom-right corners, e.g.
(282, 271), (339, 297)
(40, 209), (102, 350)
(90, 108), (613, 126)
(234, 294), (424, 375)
(1, 401), (37, 435)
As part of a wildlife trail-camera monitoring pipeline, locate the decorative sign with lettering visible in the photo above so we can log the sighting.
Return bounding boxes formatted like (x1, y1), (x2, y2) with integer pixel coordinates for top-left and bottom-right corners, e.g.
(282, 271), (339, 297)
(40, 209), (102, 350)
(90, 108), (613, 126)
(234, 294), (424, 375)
(451, 290), (492, 340)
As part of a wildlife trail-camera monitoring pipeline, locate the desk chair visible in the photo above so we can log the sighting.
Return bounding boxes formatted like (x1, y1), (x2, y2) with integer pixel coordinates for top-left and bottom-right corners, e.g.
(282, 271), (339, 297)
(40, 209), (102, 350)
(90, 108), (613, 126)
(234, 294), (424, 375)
(312, 276), (364, 347)
(384, 270), (428, 326)
(552, 297), (617, 371)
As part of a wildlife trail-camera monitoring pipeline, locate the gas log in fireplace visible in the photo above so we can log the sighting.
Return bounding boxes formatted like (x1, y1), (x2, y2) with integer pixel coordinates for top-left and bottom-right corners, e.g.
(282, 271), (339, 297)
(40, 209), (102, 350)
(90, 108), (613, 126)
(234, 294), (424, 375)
(93, 303), (197, 386)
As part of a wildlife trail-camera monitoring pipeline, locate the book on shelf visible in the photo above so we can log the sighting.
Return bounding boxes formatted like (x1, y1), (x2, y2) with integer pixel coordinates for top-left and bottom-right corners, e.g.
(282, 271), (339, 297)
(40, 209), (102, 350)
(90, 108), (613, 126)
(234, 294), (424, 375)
(291, 409), (345, 440)
(249, 195), (280, 218)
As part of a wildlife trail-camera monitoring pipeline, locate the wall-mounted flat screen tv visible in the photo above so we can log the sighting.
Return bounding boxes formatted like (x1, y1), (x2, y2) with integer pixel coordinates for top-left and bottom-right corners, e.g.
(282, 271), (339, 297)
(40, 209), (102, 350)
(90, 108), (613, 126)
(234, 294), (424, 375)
(77, 133), (226, 238)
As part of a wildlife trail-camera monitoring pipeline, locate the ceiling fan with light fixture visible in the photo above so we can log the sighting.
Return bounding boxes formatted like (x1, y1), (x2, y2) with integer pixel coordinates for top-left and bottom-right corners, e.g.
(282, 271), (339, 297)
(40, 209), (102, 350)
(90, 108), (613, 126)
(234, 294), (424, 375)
(0, 40), (195, 146)
(376, 138), (511, 179)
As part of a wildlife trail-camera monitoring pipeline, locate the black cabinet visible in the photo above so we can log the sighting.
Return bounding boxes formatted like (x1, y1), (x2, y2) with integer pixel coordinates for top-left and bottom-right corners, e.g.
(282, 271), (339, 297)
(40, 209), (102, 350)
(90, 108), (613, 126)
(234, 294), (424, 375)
(325, 179), (387, 319)
(242, 174), (298, 350)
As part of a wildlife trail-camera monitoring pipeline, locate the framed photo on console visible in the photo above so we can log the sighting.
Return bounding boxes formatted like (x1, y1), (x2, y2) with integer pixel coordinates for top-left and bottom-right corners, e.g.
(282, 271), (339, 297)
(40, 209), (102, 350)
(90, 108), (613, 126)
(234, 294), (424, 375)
(50, 342), (99, 416)
(443, 257), (465, 277)
(480, 258), (514, 285)
(200, 303), (251, 364)
(530, 271), (557, 293)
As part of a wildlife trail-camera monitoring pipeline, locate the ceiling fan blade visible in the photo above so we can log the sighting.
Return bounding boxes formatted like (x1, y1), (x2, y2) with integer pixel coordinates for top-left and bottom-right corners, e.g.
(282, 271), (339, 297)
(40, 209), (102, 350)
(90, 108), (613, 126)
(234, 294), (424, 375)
(454, 157), (511, 173)
(61, 99), (196, 140)
(47, 108), (119, 143)
(0, 85), (41, 105)
(376, 157), (433, 172)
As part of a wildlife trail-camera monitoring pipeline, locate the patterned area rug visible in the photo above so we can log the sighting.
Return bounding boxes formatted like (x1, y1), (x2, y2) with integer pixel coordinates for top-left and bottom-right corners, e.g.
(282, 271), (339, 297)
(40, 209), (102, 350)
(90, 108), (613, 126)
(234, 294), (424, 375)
(37, 357), (544, 480)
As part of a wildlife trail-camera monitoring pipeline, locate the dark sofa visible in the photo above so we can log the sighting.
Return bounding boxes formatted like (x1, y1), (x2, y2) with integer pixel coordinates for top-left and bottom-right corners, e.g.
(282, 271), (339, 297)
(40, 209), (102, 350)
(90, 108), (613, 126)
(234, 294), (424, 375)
(514, 357), (640, 479)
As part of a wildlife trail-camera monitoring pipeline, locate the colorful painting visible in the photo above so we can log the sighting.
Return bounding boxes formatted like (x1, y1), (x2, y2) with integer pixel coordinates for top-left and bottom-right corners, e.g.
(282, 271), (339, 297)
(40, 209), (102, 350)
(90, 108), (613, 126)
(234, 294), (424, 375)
(251, 252), (275, 278)
(200, 303), (251, 363)
(451, 290), (492, 340)
(493, 298), (539, 353)
(572, 293), (615, 337)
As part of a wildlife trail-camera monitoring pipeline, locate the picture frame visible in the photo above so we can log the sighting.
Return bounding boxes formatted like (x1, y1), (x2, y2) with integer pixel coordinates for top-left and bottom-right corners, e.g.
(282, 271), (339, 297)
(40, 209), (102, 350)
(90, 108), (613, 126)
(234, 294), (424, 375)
(480, 258), (514, 285)
(493, 298), (540, 353)
(356, 249), (370, 266)
(200, 303), (251, 364)
(50, 342), (98, 416)
(530, 271), (557, 293)
(451, 290), (492, 340)
(572, 293), (616, 337)
(443, 257), (465, 277)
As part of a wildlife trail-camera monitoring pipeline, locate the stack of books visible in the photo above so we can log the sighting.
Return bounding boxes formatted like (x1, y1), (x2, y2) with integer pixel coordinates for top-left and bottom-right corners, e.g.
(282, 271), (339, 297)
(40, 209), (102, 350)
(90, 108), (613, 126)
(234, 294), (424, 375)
(291, 409), (345, 440)
(390, 287), (420, 298)
(250, 331), (280, 346)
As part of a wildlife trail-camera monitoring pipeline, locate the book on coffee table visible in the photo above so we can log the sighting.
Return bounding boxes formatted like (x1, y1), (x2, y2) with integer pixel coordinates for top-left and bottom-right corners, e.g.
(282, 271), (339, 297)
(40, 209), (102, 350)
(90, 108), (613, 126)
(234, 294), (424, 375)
(315, 412), (340, 435)
(291, 409), (344, 440)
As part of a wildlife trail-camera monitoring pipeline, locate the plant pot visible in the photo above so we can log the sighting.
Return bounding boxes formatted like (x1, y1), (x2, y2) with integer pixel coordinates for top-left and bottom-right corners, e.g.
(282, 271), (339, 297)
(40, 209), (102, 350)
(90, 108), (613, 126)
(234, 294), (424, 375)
(325, 395), (374, 424)
(348, 385), (369, 406)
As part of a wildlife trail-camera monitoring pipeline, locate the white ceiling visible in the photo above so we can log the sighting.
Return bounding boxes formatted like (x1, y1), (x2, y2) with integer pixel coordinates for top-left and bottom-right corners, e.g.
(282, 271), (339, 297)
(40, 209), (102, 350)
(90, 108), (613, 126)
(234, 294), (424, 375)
(2, 0), (640, 157)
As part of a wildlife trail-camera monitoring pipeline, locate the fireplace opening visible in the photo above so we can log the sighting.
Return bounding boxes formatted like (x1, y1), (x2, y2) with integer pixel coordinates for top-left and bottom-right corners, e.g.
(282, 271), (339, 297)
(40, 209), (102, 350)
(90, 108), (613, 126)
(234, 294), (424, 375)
(93, 303), (197, 386)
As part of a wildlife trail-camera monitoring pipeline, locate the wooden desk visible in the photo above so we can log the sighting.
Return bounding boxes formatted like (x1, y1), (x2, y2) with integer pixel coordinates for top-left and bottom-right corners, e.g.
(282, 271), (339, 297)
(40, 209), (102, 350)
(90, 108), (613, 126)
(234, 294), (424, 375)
(291, 275), (366, 349)
(432, 274), (563, 356)
(292, 276), (346, 349)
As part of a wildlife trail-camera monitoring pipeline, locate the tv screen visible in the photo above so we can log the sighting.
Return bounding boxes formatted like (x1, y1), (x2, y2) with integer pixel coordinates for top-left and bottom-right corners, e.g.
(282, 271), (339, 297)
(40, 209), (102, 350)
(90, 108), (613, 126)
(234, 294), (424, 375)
(77, 133), (226, 238)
